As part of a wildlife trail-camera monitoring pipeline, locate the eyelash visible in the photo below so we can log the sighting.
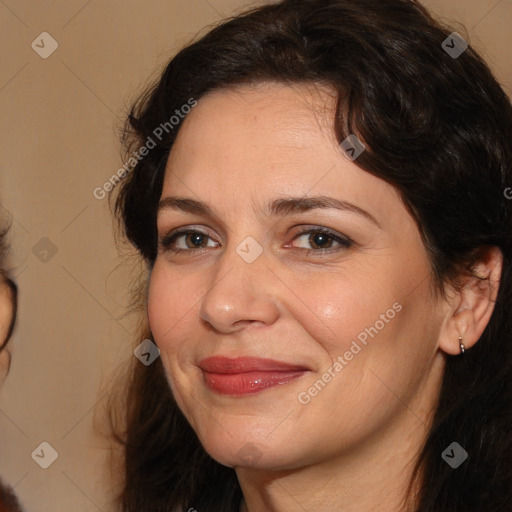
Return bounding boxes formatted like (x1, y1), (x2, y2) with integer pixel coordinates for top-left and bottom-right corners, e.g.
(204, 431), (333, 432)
(158, 226), (353, 256)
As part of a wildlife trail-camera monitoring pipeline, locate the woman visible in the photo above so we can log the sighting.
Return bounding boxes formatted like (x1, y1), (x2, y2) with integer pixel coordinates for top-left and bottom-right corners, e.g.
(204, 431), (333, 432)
(109, 0), (512, 510)
(0, 224), (23, 511)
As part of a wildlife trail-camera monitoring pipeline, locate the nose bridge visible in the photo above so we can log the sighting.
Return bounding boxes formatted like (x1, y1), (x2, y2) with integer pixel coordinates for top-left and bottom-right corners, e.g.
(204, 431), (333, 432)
(199, 233), (278, 331)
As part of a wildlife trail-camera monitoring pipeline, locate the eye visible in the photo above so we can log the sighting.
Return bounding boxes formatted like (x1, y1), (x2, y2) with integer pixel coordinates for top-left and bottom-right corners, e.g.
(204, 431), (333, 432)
(158, 226), (353, 256)
(159, 229), (219, 254)
(288, 227), (353, 253)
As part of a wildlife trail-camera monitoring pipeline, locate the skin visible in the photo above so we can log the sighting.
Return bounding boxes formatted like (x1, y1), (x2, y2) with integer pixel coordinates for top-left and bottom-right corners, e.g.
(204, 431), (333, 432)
(147, 82), (502, 512)
(0, 276), (23, 510)
(0, 278), (15, 385)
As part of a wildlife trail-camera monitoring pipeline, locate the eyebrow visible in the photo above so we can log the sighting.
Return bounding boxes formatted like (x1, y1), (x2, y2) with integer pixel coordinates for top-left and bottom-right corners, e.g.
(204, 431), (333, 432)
(158, 195), (381, 228)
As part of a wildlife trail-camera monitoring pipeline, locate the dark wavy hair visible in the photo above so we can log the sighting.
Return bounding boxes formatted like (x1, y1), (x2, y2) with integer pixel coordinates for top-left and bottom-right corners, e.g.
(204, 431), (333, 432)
(108, 0), (512, 510)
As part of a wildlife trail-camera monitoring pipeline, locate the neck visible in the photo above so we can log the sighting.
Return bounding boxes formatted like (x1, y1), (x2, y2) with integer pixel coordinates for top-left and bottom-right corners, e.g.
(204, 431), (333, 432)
(236, 406), (428, 512)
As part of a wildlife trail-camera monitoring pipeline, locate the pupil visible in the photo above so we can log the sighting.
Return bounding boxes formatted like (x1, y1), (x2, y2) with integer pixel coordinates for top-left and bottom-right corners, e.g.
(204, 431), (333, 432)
(191, 233), (204, 246)
(312, 233), (329, 248)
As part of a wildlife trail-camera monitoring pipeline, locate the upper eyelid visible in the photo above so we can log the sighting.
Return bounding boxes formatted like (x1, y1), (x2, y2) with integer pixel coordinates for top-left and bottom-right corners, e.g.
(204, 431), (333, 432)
(159, 224), (342, 238)
(159, 225), (217, 242)
(159, 225), (352, 248)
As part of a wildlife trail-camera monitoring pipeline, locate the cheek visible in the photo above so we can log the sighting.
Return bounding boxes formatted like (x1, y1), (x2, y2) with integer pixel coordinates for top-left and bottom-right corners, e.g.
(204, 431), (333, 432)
(282, 267), (399, 359)
(302, 282), (434, 420)
(147, 262), (196, 343)
(286, 268), (422, 421)
(147, 265), (192, 387)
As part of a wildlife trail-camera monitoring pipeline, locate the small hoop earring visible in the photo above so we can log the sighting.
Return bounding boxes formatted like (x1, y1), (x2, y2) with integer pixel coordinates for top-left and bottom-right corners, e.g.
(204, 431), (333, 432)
(459, 335), (465, 355)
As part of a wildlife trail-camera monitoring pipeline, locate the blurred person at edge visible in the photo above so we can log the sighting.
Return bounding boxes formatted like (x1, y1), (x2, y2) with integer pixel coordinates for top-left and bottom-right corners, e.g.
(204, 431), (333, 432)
(0, 224), (23, 512)
(107, 0), (512, 511)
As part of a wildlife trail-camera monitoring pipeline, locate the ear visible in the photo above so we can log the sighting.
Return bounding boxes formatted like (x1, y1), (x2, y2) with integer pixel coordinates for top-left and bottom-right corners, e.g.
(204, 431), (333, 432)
(0, 279), (15, 383)
(438, 246), (503, 356)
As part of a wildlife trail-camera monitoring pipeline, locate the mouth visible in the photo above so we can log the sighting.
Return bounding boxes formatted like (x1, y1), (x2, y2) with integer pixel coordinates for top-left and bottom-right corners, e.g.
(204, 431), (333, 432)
(198, 356), (310, 396)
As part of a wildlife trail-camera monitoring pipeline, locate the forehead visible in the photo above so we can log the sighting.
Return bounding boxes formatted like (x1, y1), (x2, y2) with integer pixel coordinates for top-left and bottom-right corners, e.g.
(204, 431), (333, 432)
(179, 82), (337, 147)
(164, 83), (346, 187)
(161, 82), (405, 228)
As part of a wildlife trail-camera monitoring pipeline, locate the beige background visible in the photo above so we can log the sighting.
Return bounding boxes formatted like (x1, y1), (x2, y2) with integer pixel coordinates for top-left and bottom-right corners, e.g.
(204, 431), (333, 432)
(0, 0), (510, 510)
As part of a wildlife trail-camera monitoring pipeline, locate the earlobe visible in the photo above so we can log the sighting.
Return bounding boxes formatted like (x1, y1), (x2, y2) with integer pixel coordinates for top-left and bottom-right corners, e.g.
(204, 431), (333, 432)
(438, 246), (503, 356)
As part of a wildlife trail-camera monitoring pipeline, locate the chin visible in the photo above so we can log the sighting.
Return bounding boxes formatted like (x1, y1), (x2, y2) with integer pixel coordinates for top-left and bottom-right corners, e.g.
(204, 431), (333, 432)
(195, 424), (306, 470)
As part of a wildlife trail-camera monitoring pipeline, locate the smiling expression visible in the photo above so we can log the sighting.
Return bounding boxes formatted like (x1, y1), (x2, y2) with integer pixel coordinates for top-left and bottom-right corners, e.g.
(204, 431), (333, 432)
(147, 82), (444, 470)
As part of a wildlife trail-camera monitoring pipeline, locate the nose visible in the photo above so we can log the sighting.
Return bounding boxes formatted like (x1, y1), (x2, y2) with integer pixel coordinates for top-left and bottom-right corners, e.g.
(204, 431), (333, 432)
(199, 240), (281, 334)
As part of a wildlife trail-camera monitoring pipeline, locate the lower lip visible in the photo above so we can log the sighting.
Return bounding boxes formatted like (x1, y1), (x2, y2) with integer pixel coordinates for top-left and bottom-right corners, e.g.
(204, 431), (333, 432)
(202, 370), (307, 395)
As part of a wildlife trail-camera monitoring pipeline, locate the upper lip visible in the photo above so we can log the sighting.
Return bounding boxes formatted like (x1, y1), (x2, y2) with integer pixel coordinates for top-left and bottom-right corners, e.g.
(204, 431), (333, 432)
(198, 356), (310, 374)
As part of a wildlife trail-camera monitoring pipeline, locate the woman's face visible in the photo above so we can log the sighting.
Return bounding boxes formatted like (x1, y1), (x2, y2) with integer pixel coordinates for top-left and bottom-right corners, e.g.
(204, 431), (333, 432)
(148, 83), (446, 470)
(0, 278), (15, 384)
